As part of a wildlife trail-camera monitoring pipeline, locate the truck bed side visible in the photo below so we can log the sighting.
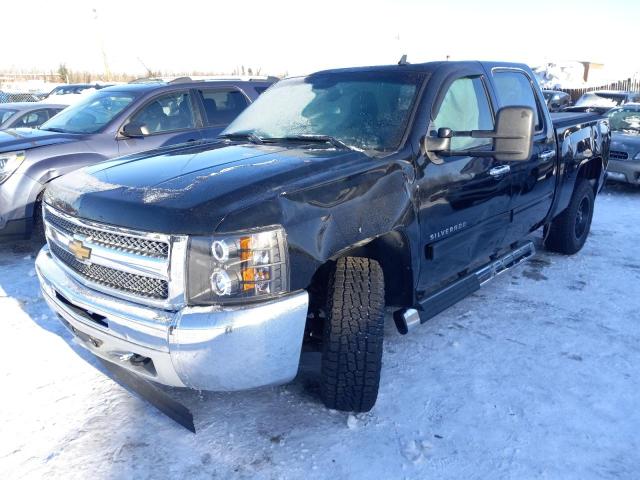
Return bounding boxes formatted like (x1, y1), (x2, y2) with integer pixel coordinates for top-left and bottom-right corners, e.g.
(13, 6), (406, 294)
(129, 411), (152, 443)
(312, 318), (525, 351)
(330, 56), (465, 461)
(549, 112), (610, 220)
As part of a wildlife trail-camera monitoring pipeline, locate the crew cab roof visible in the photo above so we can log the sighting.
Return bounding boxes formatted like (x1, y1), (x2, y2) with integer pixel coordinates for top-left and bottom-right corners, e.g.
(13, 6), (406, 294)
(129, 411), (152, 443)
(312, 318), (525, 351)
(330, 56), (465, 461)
(310, 60), (533, 76)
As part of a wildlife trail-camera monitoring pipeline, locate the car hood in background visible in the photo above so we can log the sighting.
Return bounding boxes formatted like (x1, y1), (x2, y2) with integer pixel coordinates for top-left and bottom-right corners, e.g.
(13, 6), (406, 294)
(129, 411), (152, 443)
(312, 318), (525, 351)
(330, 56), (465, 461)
(610, 132), (640, 157)
(0, 128), (82, 152)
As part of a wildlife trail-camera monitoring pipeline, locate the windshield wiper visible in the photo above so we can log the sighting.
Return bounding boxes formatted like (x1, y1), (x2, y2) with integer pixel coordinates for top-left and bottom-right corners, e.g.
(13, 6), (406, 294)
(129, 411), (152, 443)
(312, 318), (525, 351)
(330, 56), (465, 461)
(40, 127), (69, 133)
(219, 132), (264, 144)
(264, 134), (355, 151)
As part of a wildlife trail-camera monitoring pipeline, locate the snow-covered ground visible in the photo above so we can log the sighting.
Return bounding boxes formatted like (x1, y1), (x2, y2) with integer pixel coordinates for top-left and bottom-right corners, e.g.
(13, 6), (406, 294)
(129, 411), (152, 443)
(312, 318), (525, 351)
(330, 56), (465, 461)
(1, 184), (639, 480)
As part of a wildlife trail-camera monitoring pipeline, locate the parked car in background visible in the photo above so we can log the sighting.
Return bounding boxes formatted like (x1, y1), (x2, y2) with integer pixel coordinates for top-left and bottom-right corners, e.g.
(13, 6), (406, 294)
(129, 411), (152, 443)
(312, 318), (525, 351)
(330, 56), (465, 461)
(0, 103), (66, 130)
(0, 78), (274, 240)
(542, 89), (571, 111)
(0, 91), (9, 103)
(45, 83), (108, 97)
(43, 83), (113, 105)
(35, 61), (609, 416)
(605, 103), (640, 186)
(565, 90), (640, 114)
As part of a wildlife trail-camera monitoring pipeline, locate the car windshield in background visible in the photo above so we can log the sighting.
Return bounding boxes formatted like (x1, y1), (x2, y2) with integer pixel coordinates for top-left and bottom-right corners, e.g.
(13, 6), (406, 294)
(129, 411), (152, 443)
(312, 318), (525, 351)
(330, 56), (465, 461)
(607, 107), (640, 135)
(223, 71), (424, 152)
(575, 92), (625, 108)
(49, 85), (92, 96)
(40, 91), (136, 134)
(0, 108), (17, 124)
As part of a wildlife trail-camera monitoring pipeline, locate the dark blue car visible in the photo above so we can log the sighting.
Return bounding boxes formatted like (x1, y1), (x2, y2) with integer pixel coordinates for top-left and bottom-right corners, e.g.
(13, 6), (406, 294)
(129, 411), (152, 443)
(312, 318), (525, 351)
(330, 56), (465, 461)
(0, 77), (274, 239)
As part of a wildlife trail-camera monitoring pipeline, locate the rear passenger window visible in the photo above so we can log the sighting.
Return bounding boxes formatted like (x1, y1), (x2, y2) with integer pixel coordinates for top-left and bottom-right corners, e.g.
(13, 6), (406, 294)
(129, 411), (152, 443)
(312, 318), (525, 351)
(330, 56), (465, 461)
(433, 77), (494, 151)
(493, 71), (543, 130)
(198, 89), (249, 126)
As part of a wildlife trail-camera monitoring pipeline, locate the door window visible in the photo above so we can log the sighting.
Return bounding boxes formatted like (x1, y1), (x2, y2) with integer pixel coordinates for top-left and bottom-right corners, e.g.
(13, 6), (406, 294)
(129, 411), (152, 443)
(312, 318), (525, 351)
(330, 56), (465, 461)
(14, 109), (50, 128)
(128, 92), (195, 135)
(433, 77), (494, 150)
(197, 89), (249, 126)
(493, 71), (543, 130)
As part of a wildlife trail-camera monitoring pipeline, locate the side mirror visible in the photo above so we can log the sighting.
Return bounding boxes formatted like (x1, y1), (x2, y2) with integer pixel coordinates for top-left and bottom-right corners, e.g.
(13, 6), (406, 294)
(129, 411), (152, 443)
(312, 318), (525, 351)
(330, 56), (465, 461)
(121, 122), (149, 138)
(423, 106), (535, 163)
(492, 106), (535, 161)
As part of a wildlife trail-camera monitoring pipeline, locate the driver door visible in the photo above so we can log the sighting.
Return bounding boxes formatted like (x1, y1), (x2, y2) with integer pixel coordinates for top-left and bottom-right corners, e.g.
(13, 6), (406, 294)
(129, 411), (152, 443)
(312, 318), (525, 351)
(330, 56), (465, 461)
(416, 74), (513, 293)
(117, 91), (202, 156)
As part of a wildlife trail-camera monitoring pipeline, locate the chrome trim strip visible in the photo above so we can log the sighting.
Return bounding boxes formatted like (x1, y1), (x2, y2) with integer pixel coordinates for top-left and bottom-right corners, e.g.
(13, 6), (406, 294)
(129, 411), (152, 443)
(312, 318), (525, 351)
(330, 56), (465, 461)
(168, 235), (188, 306)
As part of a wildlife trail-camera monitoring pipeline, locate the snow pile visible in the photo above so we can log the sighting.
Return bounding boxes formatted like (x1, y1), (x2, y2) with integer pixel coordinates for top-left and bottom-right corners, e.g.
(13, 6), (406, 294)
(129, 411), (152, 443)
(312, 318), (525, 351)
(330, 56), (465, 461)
(0, 184), (639, 479)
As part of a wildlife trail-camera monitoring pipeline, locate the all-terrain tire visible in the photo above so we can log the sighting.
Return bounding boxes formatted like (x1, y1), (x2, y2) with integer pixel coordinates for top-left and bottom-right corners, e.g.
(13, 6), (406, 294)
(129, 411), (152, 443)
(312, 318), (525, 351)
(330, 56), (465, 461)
(545, 179), (595, 255)
(320, 257), (385, 412)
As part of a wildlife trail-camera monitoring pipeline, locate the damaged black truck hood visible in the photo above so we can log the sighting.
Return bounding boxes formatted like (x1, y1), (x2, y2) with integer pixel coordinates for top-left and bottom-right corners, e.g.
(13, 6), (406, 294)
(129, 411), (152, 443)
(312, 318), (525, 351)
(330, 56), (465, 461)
(45, 141), (369, 235)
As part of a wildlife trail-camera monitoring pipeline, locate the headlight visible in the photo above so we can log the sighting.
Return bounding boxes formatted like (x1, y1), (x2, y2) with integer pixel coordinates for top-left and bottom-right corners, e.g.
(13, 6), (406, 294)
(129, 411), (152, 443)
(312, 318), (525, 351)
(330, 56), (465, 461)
(634, 152), (640, 160)
(186, 226), (289, 305)
(0, 150), (26, 184)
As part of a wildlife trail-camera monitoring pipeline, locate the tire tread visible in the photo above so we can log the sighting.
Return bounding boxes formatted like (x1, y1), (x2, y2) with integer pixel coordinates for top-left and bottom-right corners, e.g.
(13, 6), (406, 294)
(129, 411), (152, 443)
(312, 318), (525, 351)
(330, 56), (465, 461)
(320, 257), (385, 412)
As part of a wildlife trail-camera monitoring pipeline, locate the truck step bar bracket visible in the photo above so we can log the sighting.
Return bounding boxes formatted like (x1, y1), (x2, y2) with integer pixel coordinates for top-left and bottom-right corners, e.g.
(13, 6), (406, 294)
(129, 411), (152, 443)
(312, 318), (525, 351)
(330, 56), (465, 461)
(396, 241), (535, 333)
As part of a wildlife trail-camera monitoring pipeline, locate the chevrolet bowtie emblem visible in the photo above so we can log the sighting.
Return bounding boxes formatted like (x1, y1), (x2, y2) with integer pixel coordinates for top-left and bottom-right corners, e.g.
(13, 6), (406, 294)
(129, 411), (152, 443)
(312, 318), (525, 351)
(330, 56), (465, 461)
(68, 239), (92, 262)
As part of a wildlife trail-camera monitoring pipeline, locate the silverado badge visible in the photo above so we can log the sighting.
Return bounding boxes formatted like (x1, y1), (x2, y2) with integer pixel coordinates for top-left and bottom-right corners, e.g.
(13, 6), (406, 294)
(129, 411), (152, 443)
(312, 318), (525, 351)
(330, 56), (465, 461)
(68, 239), (92, 262)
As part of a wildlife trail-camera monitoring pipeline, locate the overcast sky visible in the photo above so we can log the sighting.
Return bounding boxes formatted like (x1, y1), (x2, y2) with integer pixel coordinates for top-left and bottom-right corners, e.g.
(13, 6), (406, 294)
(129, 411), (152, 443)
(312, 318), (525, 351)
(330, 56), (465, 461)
(2, 0), (638, 77)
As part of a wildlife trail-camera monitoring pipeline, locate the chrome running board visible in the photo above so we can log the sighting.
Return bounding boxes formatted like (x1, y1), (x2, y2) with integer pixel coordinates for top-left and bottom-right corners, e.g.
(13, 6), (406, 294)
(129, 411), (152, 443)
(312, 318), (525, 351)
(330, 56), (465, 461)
(394, 241), (535, 334)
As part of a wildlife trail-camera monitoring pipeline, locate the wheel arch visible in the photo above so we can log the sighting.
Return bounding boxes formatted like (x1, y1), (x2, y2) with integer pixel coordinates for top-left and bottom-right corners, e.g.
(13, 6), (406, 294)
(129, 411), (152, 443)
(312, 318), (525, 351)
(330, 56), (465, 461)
(307, 230), (415, 309)
(577, 156), (604, 194)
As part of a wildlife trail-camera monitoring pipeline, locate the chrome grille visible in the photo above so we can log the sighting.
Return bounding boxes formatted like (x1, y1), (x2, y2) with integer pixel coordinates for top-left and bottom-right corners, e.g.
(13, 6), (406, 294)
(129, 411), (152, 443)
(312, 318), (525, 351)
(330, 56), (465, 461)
(45, 209), (169, 258)
(43, 205), (186, 308)
(49, 241), (169, 299)
(610, 150), (629, 160)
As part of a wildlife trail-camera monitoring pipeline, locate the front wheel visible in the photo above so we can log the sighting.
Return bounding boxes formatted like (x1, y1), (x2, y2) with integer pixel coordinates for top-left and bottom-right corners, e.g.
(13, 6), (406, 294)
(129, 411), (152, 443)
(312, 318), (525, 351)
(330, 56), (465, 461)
(545, 179), (595, 255)
(320, 257), (385, 412)
(31, 198), (46, 244)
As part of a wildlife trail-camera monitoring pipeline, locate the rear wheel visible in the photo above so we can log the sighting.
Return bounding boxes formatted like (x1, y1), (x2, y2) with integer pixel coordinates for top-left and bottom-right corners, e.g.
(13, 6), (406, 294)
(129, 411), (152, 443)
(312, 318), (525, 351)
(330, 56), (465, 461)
(320, 257), (385, 412)
(545, 179), (595, 254)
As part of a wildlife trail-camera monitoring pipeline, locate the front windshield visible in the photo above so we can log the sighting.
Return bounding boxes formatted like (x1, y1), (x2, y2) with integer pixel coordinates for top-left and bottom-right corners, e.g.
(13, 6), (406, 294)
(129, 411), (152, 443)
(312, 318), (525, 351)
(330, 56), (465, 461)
(0, 108), (17, 124)
(607, 107), (640, 135)
(223, 71), (424, 152)
(575, 92), (625, 108)
(40, 90), (136, 134)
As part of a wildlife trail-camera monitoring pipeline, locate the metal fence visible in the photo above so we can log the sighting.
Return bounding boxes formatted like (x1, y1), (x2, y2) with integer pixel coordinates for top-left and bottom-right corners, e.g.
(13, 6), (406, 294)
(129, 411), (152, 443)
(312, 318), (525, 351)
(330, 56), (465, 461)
(0, 92), (48, 103)
(560, 78), (640, 102)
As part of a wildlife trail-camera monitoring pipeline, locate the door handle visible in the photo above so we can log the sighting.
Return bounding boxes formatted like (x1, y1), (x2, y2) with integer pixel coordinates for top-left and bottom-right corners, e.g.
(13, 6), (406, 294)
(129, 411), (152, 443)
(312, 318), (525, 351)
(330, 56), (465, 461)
(489, 165), (511, 178)
(539, 150), (556, 160)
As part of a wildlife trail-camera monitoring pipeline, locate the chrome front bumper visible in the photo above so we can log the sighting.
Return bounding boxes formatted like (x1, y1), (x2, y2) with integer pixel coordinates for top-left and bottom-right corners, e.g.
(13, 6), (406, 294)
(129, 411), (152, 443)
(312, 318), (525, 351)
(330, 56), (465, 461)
(36, 246), (309, 391)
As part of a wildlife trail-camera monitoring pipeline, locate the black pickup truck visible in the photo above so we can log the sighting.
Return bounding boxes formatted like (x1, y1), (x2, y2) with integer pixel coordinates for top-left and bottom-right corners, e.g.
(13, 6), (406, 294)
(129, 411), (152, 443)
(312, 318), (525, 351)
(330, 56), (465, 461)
(36, 61), (609, 414)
